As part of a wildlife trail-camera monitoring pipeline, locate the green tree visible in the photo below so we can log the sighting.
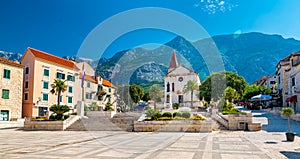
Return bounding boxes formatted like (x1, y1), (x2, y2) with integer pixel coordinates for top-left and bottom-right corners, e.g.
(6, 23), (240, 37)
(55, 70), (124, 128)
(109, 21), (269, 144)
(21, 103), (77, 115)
(282, 107), (294, 133)
(184, 80), (199, 108)
(142, 92), (151, 102)
(242, 84), (271, 100)
(149, 84), (163, 109)
(199, 72), (247, 102)
(50, 79), (67, 106)
(129, 84), (144, 104)
(224, 86), (238, 102)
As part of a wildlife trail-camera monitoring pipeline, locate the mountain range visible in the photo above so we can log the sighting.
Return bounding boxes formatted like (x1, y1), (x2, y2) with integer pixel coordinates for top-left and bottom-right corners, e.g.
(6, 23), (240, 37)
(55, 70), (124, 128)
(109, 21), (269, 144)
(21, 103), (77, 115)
(1, 32), (300, 86)
(95, 32), (300, 85)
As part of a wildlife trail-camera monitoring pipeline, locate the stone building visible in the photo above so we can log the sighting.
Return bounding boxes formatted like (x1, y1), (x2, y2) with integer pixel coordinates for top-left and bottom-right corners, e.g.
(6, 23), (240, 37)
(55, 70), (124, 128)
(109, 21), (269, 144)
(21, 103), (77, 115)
(0, 57), (24, 121)
(164, 50), (201, 108)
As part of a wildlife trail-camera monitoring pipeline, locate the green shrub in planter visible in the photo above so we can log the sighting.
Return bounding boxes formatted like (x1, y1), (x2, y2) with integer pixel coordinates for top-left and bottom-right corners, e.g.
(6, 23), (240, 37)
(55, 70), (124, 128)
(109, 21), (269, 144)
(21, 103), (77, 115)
(173, 112), (182, 118)
(182, 112), (191, 118)
(145, 109), (162, 120)
(172, 103), (181, 109)
(193, 115), (206, 120)
(162, 112), (172, 118)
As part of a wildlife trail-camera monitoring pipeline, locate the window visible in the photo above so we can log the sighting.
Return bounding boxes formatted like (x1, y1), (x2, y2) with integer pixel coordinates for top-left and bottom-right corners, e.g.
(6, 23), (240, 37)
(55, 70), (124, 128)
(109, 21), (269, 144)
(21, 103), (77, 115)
(98, 85), (103, 92)
(2, 89), (9, 99)
(270, 81), (276, 84)
(56, 72), (65, 79)
(38, 107), (47, 117)
(24, 93), (28, 100)
(25, 81), (29, 89)
(25, 67), (29, 74)
(67, 75), (75, 81)
(68, 96), (73, 103)
(3, 69), (10, 79)
(87, 81), (90, 88)
(42, 93), (48, 101)
(43, 81), (49, 89)
(43, 69), (49, 76)
(109, 88), (111, 92)
(108, 97), (111, 103)
(60, 95), (63, 102)
(172, 83), (175, 92)
(278, 75), (281, 84)
(0, 110), (9, 121)
(166, 82), (170, 92)
(85, 93), (92, 99)
(292, 77), (296, 86)
(68, 86), (73, 93)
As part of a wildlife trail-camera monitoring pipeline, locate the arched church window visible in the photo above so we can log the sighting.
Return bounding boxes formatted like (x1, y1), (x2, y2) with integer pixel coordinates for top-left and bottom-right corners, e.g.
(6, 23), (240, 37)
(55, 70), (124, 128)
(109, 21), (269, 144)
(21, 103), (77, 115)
(172, 83), (175, 92)
(167, 82), (170, 92)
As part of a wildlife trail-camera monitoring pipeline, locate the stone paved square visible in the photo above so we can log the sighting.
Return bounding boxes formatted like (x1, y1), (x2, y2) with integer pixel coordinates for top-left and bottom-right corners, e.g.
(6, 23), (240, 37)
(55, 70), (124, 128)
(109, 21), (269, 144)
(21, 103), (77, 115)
(0, 126), (300, 159)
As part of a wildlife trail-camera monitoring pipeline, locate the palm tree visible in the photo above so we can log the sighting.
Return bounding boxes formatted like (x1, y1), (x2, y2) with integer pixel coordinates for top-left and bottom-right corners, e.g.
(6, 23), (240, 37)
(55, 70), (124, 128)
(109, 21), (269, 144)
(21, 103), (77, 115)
(184, 80), (199, 108)
(149, 84), (162, 110)
(50, 79), (67, 106)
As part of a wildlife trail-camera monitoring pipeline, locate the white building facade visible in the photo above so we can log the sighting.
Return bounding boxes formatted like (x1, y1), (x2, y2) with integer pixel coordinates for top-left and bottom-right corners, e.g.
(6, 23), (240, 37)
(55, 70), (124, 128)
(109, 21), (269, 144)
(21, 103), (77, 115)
(164, 50), (201, 108)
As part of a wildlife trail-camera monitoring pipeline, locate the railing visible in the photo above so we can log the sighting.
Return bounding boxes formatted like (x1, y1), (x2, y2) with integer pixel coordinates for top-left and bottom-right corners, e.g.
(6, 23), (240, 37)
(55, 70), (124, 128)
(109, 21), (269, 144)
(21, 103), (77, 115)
(212, 111), (229, 129)
(63, 115), (81, 130)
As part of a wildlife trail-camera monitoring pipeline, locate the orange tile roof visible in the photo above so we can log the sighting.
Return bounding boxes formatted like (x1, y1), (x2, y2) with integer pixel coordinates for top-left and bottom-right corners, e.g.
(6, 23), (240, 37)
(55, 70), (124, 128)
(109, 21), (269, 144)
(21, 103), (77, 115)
(79, 73), (96, 83)
(0, 57), (24, 68)
(102, 79), (116, 89)
(26, 47), (78, 70)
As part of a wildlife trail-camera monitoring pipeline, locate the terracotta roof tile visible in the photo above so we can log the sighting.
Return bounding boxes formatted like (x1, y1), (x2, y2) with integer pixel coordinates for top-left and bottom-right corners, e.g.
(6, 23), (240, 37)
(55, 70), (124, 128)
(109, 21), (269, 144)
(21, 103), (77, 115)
(102, 79), (116, 89)
(79, 73), (96, 83)
(27, 47), (78, 70)
(0, 57), (24, 68)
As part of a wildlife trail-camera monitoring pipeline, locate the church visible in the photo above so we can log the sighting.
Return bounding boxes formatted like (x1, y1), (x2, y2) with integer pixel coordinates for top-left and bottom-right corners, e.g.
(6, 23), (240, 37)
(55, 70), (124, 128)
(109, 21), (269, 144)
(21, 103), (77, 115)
(164, 50), (201, 108)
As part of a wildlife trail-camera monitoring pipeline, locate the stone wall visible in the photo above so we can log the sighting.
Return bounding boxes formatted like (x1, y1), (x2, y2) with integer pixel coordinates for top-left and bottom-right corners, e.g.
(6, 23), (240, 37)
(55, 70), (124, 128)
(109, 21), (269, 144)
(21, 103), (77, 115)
(212, 111), (261, 131)
(0, 61), (23, 120)
(134, 120), (212, 132)
(23, 115), (80, 131)
(227, 114), (253, 130)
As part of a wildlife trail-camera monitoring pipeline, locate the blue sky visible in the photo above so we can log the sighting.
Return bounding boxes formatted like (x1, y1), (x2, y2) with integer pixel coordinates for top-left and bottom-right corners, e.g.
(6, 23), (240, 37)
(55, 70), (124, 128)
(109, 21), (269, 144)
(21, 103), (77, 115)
(0, 0), (300, 58)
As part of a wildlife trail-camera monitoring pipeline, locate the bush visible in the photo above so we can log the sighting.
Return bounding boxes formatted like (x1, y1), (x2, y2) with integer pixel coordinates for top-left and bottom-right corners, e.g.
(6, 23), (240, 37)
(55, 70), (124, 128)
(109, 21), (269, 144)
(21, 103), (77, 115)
(193, 115), (206, 120)
(145, 109), (162, 120)
(162, 112), (172, 118)
(182, 112), (191, 118)
(173, 112), (182, 118)
(49, 104), (70, 120)
(104, 102), (113, 111)
(222, 107), (247, 115)
(172, 103), (181, 109)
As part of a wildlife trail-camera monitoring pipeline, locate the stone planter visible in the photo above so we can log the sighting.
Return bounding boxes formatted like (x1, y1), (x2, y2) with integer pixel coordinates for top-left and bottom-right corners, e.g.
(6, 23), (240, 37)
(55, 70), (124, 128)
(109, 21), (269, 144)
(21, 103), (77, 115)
(134, 120), (212, 132)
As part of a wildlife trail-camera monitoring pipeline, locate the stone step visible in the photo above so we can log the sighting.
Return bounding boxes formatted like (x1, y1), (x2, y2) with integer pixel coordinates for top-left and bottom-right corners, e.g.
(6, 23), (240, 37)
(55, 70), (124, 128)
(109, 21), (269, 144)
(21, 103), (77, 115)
(66, 112), (139, 131)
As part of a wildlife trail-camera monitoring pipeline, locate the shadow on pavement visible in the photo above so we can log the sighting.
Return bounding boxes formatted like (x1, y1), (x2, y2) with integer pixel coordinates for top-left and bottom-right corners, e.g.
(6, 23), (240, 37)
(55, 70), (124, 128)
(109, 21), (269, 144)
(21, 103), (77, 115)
(250, 110), (300, 137)
(280, 151), (300, 159)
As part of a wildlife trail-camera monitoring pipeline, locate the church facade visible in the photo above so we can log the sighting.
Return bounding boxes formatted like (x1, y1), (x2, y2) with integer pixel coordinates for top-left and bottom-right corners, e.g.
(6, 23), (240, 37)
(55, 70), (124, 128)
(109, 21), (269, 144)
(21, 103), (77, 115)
(164, 50), (201, 108)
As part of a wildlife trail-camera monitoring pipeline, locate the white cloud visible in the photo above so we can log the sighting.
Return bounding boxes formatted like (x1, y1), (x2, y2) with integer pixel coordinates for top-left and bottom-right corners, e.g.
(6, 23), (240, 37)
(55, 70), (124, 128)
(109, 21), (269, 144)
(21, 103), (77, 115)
(195, 0), (238, 14)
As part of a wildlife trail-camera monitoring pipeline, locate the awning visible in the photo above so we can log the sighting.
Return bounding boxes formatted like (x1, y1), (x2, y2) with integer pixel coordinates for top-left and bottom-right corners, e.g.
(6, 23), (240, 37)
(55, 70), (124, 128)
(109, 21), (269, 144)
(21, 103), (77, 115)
(286, 95), (297, 102)
(291, 95), (297, 102)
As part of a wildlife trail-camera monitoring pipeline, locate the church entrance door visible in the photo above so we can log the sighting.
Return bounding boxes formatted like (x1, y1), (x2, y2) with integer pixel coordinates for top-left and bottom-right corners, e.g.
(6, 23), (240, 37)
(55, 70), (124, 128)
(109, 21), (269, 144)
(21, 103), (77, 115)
(178, 95), (183, 105)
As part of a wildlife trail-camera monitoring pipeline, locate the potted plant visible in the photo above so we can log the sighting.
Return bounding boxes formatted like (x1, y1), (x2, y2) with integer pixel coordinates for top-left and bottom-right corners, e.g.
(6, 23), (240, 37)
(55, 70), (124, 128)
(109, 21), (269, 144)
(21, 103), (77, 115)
(282, 107), (296, 141)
